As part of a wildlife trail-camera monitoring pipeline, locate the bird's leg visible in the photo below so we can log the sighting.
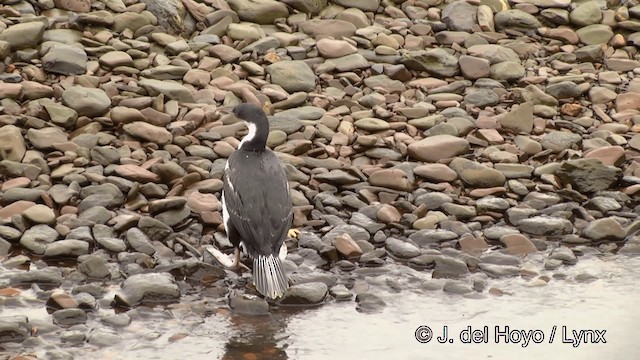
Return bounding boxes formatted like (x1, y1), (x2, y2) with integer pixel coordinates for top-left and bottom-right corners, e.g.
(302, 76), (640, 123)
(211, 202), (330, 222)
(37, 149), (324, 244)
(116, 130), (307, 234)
(231, 247), (251, 271)
(204, 246), (250, 272)
(287, 228), (300, 238)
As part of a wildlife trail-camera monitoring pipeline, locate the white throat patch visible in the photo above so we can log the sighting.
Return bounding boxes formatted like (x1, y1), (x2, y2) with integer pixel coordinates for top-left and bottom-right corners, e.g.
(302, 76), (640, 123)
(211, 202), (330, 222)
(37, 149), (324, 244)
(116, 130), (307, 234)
(238, 121), (257, 149)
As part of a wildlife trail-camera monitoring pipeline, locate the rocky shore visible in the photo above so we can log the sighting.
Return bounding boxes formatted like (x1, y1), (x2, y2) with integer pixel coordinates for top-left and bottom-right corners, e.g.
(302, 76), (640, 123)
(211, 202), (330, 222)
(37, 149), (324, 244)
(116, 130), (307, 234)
(1, 0), (640, 357)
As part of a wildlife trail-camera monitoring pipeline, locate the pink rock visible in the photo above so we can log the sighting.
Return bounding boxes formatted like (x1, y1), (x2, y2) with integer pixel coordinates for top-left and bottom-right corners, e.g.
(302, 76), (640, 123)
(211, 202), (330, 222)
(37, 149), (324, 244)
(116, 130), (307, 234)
(115, 164), (161, 183)
(615, 92), (640, 112)
(584, 145), (625, 166)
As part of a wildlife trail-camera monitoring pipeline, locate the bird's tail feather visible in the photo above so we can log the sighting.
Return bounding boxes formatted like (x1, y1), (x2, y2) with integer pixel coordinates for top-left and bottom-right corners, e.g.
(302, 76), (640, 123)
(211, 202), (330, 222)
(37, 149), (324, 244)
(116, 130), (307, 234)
(253, 254), (289, 299)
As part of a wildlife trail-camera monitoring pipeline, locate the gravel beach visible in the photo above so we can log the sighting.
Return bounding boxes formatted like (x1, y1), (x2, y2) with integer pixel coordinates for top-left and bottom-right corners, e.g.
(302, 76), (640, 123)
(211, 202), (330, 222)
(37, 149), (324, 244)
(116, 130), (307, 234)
(0, 0), (639, 358)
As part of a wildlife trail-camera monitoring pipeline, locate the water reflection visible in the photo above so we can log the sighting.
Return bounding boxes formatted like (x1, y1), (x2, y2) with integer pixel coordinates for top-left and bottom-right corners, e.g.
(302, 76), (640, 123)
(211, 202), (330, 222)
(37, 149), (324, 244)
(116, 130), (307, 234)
(222, 311), (290, 360)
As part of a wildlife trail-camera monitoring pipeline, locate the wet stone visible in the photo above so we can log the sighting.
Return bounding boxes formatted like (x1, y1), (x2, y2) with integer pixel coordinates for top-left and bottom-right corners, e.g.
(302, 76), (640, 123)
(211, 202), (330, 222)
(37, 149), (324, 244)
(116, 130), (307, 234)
(52, 308), (87, 326)
(548, 246), (577, 265)
(280, 282), (328, 305)
(87, 329), (122, 347)
(100, 313), (132, 328)
(385, 238), (420, 259)
(322, 225), (370, 243)
(409, 229), (459, 246)
(0, 317), (29, 343)
(355, 292), (386, 313)
(432, 256), (469, 279)
(19, 225), (59, 255)
(480, 252), (522, 266)
(443, 280), (473, 295)
(555, 159), (622, 193)
(43, 240), (90, 258)
(125, 228), (156, 255)
(349, 213), (385, 234)
(229, 293), (269, 315)
(114, 273), (180, 307)
(582, 217), (625, 241)
(479, 264), (521, 278)
(10, 268), (63, 287)
(518, 216), (573, 236)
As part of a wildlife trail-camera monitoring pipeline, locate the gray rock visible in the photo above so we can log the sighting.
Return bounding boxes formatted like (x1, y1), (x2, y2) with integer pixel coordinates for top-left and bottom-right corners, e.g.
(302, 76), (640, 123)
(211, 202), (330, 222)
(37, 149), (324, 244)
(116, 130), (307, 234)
(409, 229), (458, 246)
(443, 280), (473, 294)
(441, 0), (478, 32)
(582, 217), (625, 240)
(555, 159), (622, 193)
(0, 21), (47, 49)
(449, 157), (506, 188)
(78, 206), (112, 224)
(42, 43), (87, 75)
(280, 282), (328, 305)
(52, 308), (87, 326)
(540, 131), (582, 152)
(385, 238), (420, 259)
(518, 216), (573, 236)
(479, 263), (521, 278)
(138, 78), (195, 103)
(100, 313), (131, 328)
(44, 240), (90, 258)
(114, 273), (180, 307)
(432, 256), (469, 278)
(464, 89), (500, 107)
(329, 284), (353, 301)
(229, 293), (269, 315)
(546, 81), (580, 99)
(495, 9), (542, 32)
(19, 225), (59, 255)
(314, 170), (359, 185)
(569, 2), (603, 26)
(138, 216), (173, 242)
(79, 183), (125, 211)
(349, 213), (386, 234)
(126, 228), (157, 255)
(266, 61), (316, 93)
(0, 237), (10, 256)
(355, 292), (386, 312)
(619, 234), (640, 255)
(61, 86), (111, 117)
(480, 252), (522, 266)
(402, 49), (459, 77)
(322, 224), (370, 243)
(0, 316), (29, 343)
(141, 0), (186, 33)
(227, 0), (289, 24)
(10, 268), (63, 287)
(332, 0), (379, 11)
(281, 0), (327, 14)
(78, 255), (111, 279)
(0, 225), (23, 242)
(27, 127), (67, 149)
(548, 246), (577, 265)
(93, 224), (127, 252)
(155, 207), (191, 227)
(490, 62), (525, 81)
(0, 125), (26, 162)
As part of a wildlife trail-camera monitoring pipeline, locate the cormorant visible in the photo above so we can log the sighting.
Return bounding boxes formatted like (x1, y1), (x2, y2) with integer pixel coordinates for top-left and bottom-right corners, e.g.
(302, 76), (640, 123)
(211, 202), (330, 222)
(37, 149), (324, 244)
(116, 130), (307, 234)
(221, 103), (292, 299)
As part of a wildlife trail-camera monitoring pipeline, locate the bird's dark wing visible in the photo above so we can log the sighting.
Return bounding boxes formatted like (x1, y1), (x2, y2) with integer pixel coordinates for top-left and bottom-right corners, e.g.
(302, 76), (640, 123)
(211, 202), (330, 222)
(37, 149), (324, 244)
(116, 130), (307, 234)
(222, 150), (293, 256)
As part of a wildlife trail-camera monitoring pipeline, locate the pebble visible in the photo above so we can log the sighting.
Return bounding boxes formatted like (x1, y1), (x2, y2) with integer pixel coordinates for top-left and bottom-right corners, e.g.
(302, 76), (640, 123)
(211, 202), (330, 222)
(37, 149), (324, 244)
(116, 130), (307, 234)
(432, 256), (470, 279)
(280, 282), (328, 305)
(114, 273), (180, 307)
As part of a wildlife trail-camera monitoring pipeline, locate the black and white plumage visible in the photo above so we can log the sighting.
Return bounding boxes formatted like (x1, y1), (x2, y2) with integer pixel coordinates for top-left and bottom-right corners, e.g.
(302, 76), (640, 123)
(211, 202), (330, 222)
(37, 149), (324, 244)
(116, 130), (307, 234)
(222, 103), (292, 299)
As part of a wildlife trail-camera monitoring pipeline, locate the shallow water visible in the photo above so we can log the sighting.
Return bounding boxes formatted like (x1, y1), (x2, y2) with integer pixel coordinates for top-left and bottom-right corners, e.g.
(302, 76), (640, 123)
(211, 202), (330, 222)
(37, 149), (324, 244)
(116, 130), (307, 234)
(21, 254), (633, 360)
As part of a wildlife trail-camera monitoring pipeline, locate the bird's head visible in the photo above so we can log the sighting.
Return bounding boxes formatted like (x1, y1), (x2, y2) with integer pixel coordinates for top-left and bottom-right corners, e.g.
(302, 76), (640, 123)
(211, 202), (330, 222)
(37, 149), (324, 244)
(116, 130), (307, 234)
(232, 103), (266, 123)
